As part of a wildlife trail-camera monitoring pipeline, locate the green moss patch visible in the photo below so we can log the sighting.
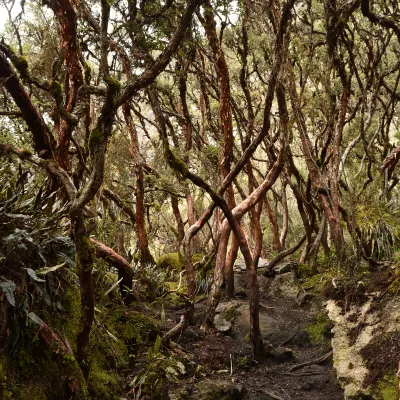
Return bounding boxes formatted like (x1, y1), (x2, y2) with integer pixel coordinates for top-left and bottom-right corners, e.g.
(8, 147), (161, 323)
(304, 311), (332, 344)
(373, 374), (399, 400)
(157, 252), (184, 271)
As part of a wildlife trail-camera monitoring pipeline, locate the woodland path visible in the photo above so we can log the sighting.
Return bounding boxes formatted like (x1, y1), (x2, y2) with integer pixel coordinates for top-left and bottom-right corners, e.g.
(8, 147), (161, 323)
(165, 269), (344, 400)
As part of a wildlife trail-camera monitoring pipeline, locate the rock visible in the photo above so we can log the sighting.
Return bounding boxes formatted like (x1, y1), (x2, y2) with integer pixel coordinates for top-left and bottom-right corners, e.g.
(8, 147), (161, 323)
(235, 289), (248, 299)
(258, 258), (269, 269)
(216, 300), (245, 314)
(233, 257), (269, 272)
(257, 275), (272, 298)
(196, 380), (247, 400)
(273, 260), (298, 275)
(296, 292), (314, 306)
(213, 314), (232, 333)
(269, 272), (300, 298)
(265, 346), (294, 362)
(233, 259), (246, 272)
(326, 298), (400, 399)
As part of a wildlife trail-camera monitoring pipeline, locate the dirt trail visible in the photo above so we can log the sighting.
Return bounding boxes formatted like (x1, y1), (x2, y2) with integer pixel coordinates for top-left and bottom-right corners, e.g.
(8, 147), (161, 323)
(166, 270), (344, 399)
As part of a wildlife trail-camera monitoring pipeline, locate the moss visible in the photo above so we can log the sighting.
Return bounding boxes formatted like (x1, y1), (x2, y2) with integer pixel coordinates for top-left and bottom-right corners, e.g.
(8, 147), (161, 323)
(17, 56), (29, 78)
(157, 252), (184, 271)
(302, 273), (332, 295)
(192, 253), (206, 264)
(49, 80), (63, 103)
(166, 148), (189, 177)
(165, 281), (187, 295)
(304, 311), (332, 344)
(0, 357), (13, 399)
(237, 356), (249, 370)
(83, 62), (91, 83)
(203, 144), (220, 164)
(244, 332), (250, 344)
(109, 309), (159, 344)
(14, 340), (67, 399)
(88, 367), (120, 400)
(51, 272), (81, 351)
(104, 76), (122, 93)
(297, 263), (314, 280)
(20, 147), (33, 157)
(88, 127), (103, 153)
(223, 303), (241, 324)
(373, 374), (398, 400)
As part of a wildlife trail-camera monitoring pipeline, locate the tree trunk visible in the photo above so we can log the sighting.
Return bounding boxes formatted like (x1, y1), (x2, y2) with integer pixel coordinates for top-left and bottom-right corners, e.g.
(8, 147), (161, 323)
(171, 195), (185, 251)
(124, 106), (154, 269)
(72, 213), (95, 381)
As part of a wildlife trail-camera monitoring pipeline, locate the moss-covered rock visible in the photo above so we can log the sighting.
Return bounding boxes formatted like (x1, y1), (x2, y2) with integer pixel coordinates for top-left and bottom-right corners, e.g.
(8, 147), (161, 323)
(157, 252), (184, 271)
(109, 309), (159, 344)
(88, 367), (120, 400)
(304, 311), (332, 344)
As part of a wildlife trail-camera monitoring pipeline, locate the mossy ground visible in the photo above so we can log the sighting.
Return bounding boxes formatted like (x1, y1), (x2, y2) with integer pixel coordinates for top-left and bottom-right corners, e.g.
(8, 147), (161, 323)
(304, 311), (333, 344)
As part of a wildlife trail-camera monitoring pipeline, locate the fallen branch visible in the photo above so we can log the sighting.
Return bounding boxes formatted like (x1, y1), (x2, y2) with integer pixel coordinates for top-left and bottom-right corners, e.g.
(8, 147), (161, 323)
(162, 314), (188, 344)
(283, 371), (324, 376)
(288, 350), (333, 372)
(259, 389), (285, 400)
(90, 238), (134, 303)
(279, 326), (299, 347)
(161, 270), (186, 298)
(264, 234), (306, 275)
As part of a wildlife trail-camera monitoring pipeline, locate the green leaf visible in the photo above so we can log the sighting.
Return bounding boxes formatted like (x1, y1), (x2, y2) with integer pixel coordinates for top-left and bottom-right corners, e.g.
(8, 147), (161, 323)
(0, 280), (16, 306)
(154, 335), (162, 355)
(176, 361), (185, 374)
(25, 268), (46, 282)
(161, 303), (166, 324)
(103, 277), (123, 296)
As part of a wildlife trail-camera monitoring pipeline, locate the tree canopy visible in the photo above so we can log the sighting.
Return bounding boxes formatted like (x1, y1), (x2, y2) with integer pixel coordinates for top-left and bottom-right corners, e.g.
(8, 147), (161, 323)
(1, 0), (400, 398)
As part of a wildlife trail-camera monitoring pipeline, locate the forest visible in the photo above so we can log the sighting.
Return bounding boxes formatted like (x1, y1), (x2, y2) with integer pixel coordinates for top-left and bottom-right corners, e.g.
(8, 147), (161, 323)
(0, 0), (400, 398)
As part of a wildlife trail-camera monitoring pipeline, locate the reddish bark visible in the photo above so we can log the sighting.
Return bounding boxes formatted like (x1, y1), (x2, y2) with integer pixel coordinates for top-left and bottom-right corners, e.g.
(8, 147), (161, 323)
(264, 197), (282, 252)
(90, 238), (134, 303)
(171, 195), (185, 251)
(0, 51), (54, 158)
(45, 0), (84, 170)
(124, 106), (155, 268)
(27, 312), (88, 398)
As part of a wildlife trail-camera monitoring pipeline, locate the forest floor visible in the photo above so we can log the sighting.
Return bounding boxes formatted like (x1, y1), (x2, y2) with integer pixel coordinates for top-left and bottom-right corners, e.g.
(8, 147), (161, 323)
(160, 269), (344, 400)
